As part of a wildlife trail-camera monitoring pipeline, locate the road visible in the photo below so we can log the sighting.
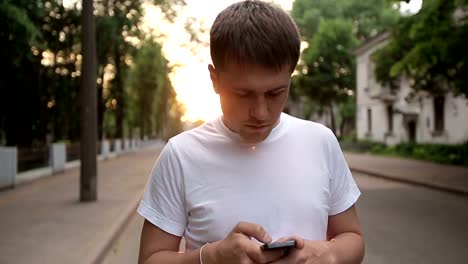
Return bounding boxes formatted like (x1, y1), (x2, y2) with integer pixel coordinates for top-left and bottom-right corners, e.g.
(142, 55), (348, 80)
(101, 172), (468, 263)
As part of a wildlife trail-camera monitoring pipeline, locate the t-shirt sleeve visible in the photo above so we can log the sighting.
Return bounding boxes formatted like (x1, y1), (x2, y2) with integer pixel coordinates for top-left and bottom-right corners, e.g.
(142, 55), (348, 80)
(137, 141), (187, 236)
(326, 131), (361, 216)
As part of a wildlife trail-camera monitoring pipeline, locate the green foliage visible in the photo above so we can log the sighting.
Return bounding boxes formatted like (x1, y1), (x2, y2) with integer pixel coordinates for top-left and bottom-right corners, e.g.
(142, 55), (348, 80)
(374, 0), (468, 97)
(292, 0), (400, 41)
(293, 19), (358, 132)
(126, 38), (184, 140)
(372, 39), (405, 91)
(95, 0), (186, 139)
(291, 0), (341, 38)
(340, 139), (468, 166)
(1, 0), (82, 146)
(291, 0), (400, 134)
(0, 0), (186, 147)
(0, 1), (42, 57)
(341, 0), (400, 41)
(336, 95), (356, 135)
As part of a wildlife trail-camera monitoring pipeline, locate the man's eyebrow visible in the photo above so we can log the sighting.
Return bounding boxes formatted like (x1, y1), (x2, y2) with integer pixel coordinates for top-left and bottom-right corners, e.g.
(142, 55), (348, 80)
(269, 85), (288, 91)
(232, 85), (288, 92)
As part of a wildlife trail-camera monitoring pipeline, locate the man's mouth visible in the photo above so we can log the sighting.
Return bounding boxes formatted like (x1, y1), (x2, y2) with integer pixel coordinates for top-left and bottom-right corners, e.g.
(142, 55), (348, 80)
(245, 124), (270, 130)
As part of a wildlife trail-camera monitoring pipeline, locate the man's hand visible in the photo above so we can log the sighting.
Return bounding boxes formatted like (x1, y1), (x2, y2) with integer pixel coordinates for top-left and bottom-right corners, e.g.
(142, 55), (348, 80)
(203, 221), (286, 264)
(270, 236), (336, 264)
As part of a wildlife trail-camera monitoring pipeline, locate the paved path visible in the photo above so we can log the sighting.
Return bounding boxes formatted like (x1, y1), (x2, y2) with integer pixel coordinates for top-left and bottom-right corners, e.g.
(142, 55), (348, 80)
(102, 171), (468, 264)
(345, 152), (468, 195)
(101, 213), (144, 264)
(0, 145), (162, 264)
(356, 173), (468, 264)
(2, 144), (466, 264)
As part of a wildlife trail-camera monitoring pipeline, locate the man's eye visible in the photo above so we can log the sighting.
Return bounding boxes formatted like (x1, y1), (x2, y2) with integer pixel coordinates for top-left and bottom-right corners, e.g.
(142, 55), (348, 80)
(236, 92), (249, 97)
(267, 90), (284, 97)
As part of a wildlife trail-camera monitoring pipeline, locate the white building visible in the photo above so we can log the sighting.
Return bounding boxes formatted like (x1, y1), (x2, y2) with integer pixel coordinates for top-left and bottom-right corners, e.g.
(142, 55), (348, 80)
(354, 32), (468, 145)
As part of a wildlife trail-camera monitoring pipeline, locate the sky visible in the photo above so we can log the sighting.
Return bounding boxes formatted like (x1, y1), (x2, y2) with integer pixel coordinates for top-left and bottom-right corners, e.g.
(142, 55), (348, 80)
(143, 0), (295, 122)
(144, 0), (423, 122)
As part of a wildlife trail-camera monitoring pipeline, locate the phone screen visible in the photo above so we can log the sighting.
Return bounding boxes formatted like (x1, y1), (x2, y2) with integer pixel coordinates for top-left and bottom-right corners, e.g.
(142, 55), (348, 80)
(261, 240), (296, 250)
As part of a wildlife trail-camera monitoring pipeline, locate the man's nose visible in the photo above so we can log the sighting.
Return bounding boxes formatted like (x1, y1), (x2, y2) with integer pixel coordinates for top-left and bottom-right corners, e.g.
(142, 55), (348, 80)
(249, 96), (269, 121)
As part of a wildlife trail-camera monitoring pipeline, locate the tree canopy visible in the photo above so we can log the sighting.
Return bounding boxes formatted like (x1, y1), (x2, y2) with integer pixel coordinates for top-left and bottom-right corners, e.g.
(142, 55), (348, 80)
(374, 0), (468, 97)
(0, 0), (185, 146)
(291, 0), (400, 134)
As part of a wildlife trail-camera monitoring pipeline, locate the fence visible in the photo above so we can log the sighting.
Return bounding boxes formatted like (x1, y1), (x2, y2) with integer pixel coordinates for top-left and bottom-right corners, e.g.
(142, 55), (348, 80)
(0, 138), (152, 189)
(17, 146), (49, 173)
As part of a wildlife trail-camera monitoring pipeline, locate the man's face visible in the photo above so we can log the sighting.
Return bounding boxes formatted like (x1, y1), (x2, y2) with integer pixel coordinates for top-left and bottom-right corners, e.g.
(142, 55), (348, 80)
(209, 63), (291, 144)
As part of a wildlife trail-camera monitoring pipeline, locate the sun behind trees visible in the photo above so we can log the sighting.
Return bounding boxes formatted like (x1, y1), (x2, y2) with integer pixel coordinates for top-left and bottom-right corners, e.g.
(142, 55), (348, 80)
(0, 0), (185, 147)
(126, 38), (184, 141)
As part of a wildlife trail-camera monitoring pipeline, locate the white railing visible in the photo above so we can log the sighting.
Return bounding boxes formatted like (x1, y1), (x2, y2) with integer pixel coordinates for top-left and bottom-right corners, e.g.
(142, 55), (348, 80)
(0, 138), (165, 189)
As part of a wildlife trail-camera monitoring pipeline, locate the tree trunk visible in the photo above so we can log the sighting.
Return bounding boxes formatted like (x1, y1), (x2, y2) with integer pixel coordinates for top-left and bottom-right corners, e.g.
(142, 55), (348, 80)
(97, 69), (105, 140)
(80, 0), (98, 202)
(339, 118), (345, 138)
(329, 103), (336, 135)
(114, 49), (125, 139)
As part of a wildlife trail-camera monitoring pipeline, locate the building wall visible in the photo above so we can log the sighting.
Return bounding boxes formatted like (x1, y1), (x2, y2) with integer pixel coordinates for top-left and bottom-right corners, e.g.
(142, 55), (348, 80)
(417, 93), (468, 144)
(356, 38), (390, 141)
(356, 39), (468, 145)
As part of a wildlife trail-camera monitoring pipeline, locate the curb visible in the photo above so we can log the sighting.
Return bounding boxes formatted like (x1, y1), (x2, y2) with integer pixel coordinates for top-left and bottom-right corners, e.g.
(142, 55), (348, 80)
(350, 167), (468, 196)
(90, 195), (141, 264)
(89, 144), (165, 264)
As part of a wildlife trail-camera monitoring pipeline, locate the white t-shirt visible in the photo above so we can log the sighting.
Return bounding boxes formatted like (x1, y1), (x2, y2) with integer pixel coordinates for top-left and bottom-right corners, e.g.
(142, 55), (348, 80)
(138, 113), (360, 251)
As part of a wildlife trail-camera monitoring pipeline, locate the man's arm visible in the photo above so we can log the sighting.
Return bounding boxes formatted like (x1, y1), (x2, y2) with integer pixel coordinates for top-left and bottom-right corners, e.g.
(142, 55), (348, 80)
(326, 205), (365, 263)
(139, 220), (285, 264)
(139, 219), (199, 264)
(271, 205), (364, 264)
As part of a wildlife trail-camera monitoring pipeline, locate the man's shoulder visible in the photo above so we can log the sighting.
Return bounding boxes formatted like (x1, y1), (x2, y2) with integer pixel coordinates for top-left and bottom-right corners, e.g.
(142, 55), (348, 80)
(285, 114), (334, 139)
(167, 118), (221, 148)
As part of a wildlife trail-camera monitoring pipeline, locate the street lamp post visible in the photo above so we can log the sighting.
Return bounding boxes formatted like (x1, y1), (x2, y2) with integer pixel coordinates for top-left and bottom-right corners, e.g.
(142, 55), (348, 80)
(80, 0), (97, 202)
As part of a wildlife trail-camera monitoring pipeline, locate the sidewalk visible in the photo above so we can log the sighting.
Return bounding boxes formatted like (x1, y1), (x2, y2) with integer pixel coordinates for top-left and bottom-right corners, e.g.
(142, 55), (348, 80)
(345, 152), (468, 195)
(0, 145), (163, 264)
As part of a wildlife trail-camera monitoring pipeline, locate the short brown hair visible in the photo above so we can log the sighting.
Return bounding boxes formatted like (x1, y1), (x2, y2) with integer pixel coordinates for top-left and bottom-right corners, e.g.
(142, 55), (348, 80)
(210, 0), (301, 73)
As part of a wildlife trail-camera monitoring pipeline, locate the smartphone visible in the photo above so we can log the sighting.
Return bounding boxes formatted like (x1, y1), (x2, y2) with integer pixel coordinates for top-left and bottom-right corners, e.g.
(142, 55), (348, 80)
(261, 240), (296, 250)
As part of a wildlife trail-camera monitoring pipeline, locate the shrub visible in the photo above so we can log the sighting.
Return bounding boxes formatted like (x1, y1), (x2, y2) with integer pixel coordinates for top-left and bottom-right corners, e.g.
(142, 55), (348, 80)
(339, 139), (468, 166)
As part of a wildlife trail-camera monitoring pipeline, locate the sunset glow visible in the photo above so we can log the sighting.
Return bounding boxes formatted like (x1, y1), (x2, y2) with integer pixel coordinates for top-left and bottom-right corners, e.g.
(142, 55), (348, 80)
(143, 0), (422, 122)
(143, 0), (293, 122)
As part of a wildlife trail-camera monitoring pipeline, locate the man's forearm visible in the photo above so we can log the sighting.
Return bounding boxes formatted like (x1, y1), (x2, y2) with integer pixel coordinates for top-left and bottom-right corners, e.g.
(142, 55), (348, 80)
(141, 249), (200, 264)
(329, 232), (365, 264)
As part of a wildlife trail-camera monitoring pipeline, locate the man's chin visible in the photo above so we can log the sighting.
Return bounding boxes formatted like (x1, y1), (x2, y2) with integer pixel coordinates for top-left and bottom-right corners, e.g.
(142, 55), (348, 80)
(239, 132), (270, 144)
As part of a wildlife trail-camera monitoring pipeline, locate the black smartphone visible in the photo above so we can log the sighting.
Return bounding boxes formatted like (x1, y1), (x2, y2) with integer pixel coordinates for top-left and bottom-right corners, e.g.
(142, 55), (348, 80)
(261, 240), (296, 250)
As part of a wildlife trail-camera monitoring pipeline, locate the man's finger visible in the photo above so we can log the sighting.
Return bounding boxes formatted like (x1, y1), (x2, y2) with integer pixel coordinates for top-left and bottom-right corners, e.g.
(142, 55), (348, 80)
(231, 221), (272, 243)
(246, 244), (285, 263)
(273, 235), (305, 249)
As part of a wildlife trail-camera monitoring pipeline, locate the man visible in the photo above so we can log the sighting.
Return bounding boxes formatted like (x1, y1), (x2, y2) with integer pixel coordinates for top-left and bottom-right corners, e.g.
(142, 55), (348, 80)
(138, 1), (364, 263)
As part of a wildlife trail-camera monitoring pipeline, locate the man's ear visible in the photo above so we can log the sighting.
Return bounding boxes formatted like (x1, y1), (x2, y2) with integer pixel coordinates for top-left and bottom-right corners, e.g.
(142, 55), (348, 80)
(208, 64), (220, 94)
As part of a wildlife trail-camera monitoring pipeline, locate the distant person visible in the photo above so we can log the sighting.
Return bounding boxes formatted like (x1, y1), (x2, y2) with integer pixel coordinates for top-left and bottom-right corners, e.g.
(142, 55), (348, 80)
(138, 1), (364, 263)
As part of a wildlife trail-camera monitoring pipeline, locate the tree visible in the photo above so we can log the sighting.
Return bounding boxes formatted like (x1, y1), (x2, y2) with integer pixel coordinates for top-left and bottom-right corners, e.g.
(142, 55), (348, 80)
(0, 0), (42, 146)
(126, 38), (184, 140)
(0, 1), (82, 146)
(374, 0), (468, 97)
(292, 0), (400, 41)
(291, 0), (341, 39)
(0, 0), (186, 148)
(94, 0), (185, 140)
(295, 19), (358, 133)
(291, 0), (400, 134)
(126, 38), (165, 139)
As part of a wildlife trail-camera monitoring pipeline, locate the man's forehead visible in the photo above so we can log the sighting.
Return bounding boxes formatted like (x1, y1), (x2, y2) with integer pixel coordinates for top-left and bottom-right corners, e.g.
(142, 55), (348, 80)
(225, 80), (291, 96)
(215, 61), (291, 75)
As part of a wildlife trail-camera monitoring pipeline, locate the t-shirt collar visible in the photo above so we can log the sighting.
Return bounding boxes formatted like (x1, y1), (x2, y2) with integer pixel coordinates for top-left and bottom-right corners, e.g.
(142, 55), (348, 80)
(214, 113), (288, 145)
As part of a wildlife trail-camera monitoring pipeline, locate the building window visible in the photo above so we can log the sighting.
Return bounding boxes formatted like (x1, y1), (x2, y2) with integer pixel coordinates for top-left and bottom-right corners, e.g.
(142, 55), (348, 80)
(434, 96), (445, 132)
(387, 105), (393, 133)
(367, 108), (372, 133)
